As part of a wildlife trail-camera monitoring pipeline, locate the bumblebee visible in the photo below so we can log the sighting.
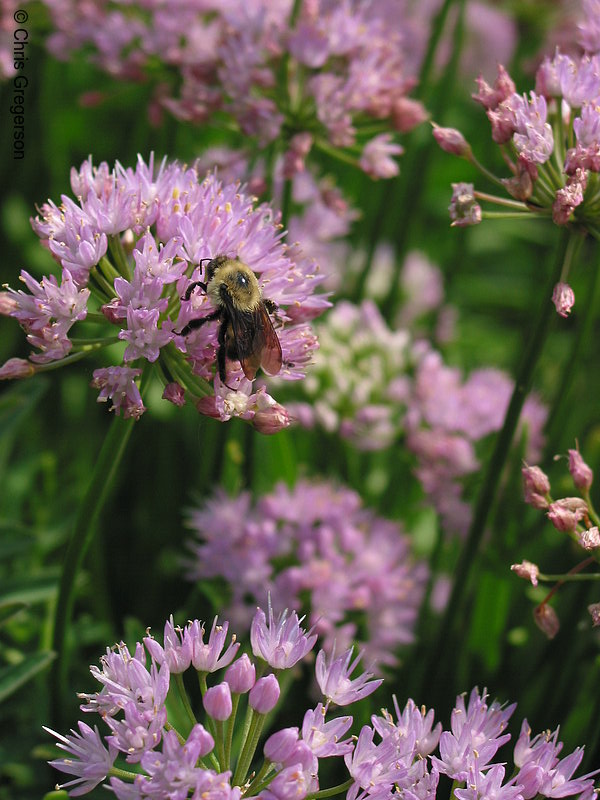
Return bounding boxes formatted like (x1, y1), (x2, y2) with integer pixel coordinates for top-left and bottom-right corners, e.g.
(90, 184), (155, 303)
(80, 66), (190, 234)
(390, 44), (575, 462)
(180, 255), (283, 384)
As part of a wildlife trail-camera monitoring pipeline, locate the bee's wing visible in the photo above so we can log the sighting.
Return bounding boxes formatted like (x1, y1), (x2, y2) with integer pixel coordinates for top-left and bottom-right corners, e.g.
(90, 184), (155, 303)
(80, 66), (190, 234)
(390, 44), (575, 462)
(228, 303), (282, 381)
(255, 303), (283, 377)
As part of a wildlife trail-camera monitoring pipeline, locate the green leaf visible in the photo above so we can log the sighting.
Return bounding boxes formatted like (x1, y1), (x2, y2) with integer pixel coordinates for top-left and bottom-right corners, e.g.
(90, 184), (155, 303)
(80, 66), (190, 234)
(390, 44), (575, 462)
(0, 601), (28, 626)
(0, 573), (59, 606)
(467, 570), (512, 671)
(0, 651), (55, 703)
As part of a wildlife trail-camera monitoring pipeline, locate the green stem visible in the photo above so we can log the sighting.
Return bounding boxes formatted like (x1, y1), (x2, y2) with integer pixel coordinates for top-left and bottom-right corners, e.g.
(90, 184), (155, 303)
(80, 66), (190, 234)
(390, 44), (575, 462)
(31, 343), (108, 373)
(415, 0), (458, 101)
(108, 235), (132, 281)
(280, 177), (293, 232)
(174, 672), (198, 729)
(244, 760), (275, 796)
(109, 766), (141, 782)
(224, 692), (241, 771)
(214, 719), (226, 771)
(232, 709), (265, 787)
(306, 780), (353, 800)
(382, 0), (466, 320)
(417, 226), (572, 697)
(49, 367), (151, 727)
(538, 572), (600, 582)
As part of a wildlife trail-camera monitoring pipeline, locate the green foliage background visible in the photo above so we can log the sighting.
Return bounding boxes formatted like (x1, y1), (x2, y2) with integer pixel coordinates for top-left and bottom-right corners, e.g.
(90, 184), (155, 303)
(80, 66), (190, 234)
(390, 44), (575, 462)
(1, 3), (600, 797)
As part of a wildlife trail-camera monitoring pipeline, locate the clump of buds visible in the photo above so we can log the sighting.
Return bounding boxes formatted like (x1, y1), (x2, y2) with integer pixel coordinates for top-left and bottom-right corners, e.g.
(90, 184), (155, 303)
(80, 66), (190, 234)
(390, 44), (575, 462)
(514, 446), (598, 636)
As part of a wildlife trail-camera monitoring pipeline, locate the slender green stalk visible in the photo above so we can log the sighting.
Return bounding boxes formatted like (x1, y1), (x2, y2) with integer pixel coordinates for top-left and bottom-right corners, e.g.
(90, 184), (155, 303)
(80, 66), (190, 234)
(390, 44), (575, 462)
(174, 673), (198, 729)
(49, 366), (152, 726)
(224, 692), (241, 771)
(232, 710), (266, 787)
(280, 177), (293, 233)
(417, 227), (572, 697)
(382, 0), (466, 319)
(244, 760), (275, 796)
(306, 780), (353, 800)
(49, 413), (137, 726)
(416, 0), (458, 101)
(214, 719), (226, 771)
(354, 0), (464, 304)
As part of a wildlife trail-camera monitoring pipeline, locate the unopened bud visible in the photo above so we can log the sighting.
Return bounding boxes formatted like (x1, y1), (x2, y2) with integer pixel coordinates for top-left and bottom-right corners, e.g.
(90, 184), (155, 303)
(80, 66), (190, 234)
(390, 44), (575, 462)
(0, 358), (36, 379)
(534, 603), (559, 639)
(577, 526), (600, 550)
(588, 603), (600, 627)
(253, 400), (290, 434)
(249, 674), (280, 713)
(547, 498), (588, 532)
(203, 682), (233, 721)
(552, 282), (575, 318)
(225, 654), (256, 694)
(264, 727), (300, 764)
(162, 381), (186, 407)
(392, 97), (428, 133)
(568, 448), (593, 491)
(522, 464), (550, 509)
(432, 124), (471, 157)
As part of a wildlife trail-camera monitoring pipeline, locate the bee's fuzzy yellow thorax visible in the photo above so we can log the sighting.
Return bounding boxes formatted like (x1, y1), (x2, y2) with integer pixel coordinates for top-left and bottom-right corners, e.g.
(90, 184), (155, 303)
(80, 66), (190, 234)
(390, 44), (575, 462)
(207, 259), (262, 311)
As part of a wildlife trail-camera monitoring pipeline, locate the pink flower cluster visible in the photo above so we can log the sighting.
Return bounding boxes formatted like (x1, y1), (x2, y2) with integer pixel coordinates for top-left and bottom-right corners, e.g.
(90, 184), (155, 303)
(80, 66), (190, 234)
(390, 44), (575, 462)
(185, 479), (428, 670)
(44, 606), (382, 798)
(434, 2), (600, 315)
(46, 657), (599, 800)
(1, 155), (327, 430)
(515, 446), (600, 635)
(406, 345), (547, 536)
(31, 0), (427, 179)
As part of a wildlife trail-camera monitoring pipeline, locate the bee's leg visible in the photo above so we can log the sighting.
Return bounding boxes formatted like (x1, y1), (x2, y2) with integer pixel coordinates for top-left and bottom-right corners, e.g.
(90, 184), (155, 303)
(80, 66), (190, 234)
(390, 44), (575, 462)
(183, 280), (208, 301)
(178, 308), (220, 336)
(263, 299), (278, 313)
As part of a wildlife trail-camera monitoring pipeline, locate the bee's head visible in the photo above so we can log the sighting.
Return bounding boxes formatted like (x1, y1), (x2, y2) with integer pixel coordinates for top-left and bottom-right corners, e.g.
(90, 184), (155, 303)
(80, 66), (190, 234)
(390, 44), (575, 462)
(207, 256), (261, 310)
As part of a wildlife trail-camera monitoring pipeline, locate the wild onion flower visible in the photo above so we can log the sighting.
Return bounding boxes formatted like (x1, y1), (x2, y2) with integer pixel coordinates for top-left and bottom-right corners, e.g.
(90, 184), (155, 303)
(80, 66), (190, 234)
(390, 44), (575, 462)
(0, 155), (327, 431)
(35, 0), (424, 180)
(285, 299), (414, 450)
(516, 445), (600, 635)
(44, 606), (382, 798)
(185, 479), (428, 671)
(433, 2), (600, 311)
(406, 345), (547, 536)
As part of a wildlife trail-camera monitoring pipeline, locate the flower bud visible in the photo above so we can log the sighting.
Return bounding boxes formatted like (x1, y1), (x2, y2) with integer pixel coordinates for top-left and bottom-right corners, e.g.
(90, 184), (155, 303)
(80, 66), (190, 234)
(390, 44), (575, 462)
(264, 727), (300, 764)
(534, 603), (559, 639)
(225, 653), (256, 694)
(547, 498), (588, 532)
(522, 465), (550, 509)
(162, 382), (186, 407)
(0, 358), (36, 379)
(203, 682), (233, 721)
(188, 723), (215, 757)
(510, 560), (539, 587)
(432, 124), (471, 157)
(249, 674), (280, 713)
(568, 448), (593, 491)
(253, 402), (290, 434)
(552, 282), (575, 318)
(577, 526), (600, 550)
(392, 97), (428, 133)
(588, 603), (600, 627)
